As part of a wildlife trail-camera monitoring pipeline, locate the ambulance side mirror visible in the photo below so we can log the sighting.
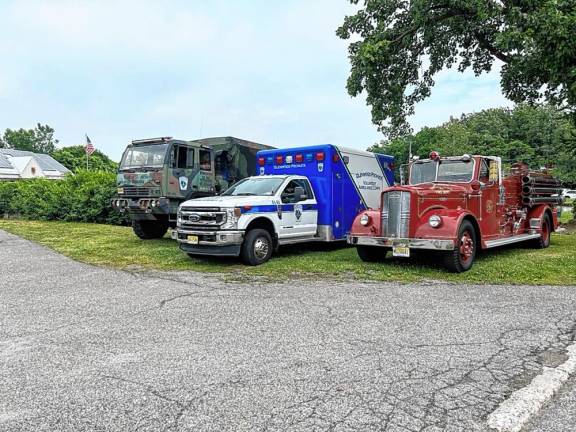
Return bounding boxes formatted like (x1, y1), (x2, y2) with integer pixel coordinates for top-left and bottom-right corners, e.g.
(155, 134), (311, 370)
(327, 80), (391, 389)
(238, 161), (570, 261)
(294, 186), (306, 201)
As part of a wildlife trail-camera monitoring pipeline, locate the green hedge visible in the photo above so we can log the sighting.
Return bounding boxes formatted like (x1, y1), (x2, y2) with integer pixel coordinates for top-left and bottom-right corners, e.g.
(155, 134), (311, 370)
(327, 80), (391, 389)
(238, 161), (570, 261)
(0, 171), (127, 225)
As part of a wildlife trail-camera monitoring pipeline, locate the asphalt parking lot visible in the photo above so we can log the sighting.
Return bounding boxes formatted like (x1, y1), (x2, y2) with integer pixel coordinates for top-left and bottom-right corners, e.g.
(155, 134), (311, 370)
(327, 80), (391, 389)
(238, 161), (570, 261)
(1, 229), (575, 432)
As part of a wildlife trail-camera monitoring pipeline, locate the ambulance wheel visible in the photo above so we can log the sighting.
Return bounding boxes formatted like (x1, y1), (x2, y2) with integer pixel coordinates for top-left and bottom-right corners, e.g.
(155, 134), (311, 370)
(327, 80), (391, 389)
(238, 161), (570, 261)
(241, 229), (273, 266)
(357, 246), (387, 262)
(531, 214), (552, 249)
(443, 220), (476, 273)
(132, 220), (168, 239)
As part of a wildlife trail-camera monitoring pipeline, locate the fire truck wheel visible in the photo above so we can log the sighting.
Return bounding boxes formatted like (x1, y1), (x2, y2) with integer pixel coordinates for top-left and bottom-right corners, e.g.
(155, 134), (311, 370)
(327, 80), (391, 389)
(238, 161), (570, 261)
(132, 220), (169, 239)
(356, 246), (388, 262)
(241, 229), (273, 266)
(531, 214), (552, 249)
(443, 220), (477, 273)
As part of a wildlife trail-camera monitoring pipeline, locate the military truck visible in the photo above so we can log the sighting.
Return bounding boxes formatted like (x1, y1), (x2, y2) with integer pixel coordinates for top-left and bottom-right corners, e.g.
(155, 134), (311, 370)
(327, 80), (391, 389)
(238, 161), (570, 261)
(112, 136), (273, 239)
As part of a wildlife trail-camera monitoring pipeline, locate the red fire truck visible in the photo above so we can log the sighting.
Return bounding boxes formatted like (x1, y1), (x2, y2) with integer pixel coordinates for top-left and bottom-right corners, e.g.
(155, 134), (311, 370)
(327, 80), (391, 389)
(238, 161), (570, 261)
(347, 152), (562, 272)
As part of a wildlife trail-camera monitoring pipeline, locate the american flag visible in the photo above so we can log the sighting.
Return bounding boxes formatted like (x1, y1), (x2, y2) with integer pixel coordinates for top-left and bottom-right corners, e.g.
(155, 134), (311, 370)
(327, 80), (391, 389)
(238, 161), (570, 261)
(85, 135), (95, 155)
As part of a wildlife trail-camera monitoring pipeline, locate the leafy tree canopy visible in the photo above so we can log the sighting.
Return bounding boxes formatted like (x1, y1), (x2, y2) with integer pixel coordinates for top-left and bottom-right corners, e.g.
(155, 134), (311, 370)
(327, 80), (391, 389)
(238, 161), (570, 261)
(338, 0), (576, 137)
(371, 105), (576, 185)
(52, 145), (118, 173)
(0, 123), (59, 154)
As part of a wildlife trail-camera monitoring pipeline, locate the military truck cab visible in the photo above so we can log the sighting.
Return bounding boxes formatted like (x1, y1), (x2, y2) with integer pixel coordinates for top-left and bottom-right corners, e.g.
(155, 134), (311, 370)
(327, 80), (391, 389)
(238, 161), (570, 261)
(113, 136), (272, 239)
(112, 137), (215, 239)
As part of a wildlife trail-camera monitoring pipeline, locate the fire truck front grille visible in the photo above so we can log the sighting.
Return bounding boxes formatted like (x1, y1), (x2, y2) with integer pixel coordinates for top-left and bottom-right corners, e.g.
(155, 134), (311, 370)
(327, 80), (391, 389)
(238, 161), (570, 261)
(179, 207), (226, 228)
(381, 191), (411, 238)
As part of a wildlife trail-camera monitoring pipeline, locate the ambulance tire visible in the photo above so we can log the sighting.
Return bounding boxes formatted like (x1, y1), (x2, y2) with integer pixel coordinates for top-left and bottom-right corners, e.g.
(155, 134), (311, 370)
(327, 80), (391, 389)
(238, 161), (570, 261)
(531, 214), (552, 249)
(241, 229), (273, 266)
(132, 220), (168, 239)
(443, 220), (476, 273)
(356, 246), (387, 262)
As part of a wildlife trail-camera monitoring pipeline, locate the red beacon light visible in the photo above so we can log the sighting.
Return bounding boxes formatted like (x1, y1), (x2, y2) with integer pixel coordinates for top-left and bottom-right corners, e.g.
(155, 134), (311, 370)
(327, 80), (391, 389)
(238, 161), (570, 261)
(258, 157), (265, 166)
(332, 153), (340, 162)
(429, 151), (441, 161)
(276, 155), (283, 164)
(315, 152), (325, 161)
(295, 154), (303, 163)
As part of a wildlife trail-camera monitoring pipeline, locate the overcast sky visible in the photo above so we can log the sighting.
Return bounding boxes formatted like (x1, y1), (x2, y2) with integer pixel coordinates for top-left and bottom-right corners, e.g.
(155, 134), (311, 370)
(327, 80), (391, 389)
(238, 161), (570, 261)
(0, 0), (512, 161)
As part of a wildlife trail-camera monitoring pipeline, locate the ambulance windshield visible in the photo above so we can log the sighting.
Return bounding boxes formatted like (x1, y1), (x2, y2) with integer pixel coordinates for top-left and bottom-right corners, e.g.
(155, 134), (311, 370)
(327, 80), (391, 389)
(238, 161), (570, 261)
(410, 159), (474, 184)
(222, 177), (285, 196)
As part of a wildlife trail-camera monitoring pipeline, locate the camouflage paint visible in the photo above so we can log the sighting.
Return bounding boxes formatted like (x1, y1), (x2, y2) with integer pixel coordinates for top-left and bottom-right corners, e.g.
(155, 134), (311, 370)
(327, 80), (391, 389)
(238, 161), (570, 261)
(115, 137), (274, 225)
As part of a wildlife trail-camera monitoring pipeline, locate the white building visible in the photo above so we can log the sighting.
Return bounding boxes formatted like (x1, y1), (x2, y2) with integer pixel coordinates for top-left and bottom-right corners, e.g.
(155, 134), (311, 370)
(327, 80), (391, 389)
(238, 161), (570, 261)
(0, 149), (70, 180)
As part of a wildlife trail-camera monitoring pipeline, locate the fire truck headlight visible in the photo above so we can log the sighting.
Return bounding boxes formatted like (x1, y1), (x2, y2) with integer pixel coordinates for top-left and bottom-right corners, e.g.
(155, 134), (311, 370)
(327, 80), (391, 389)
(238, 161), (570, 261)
(428, 215), (442, 228)
(360, 214), (371, 226)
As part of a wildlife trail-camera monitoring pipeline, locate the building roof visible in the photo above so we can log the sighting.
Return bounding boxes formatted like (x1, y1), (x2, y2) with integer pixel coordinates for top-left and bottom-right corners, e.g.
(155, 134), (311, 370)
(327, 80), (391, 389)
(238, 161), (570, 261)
(0, 149), (70, 179)
(0, 149), (70, 173)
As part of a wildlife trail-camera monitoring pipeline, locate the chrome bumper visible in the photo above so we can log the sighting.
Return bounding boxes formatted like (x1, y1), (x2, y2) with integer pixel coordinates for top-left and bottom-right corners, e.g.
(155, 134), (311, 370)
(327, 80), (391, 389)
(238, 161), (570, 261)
(348, 235), (455, 251)
(173, 229), (244, 246)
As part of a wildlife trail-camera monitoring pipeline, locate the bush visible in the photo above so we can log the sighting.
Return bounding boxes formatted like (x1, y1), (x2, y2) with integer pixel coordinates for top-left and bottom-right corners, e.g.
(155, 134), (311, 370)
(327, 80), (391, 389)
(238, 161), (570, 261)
(0, 170), (128, 225)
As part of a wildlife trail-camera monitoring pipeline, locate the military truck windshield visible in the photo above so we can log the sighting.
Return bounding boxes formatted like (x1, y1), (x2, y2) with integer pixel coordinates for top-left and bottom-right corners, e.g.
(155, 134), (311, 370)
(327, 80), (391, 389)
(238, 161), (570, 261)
(410, 159), (474, 184)
(221, 177), (285, 196)
(120, 144), (169, 169)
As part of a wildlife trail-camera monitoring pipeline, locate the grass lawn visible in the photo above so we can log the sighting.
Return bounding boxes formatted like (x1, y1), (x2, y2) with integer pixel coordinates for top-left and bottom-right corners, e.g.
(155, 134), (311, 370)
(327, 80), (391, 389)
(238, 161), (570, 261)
(560, 206), (573, 224)
(1, 219), (575, 285)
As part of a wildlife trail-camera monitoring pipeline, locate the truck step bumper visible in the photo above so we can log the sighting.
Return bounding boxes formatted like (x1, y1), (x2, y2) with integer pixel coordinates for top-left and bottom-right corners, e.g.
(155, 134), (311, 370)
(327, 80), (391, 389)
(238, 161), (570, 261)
(348, 235), (455, 251)
(180, 243), (242, 257)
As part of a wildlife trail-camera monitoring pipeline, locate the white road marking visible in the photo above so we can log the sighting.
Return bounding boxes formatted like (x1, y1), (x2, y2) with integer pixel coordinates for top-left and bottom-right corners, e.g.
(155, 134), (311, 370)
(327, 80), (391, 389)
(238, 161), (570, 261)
(487, 342), (576, 432)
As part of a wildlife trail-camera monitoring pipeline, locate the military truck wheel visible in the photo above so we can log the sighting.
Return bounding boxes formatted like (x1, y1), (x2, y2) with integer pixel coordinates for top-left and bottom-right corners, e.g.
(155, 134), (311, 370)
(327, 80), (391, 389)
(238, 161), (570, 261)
(132, 220), (168, 239)
(356, 246), (387, 262)
(241, 229), (273, 266)
(531, 214), (552, 249)
(443, 220), (477, 273)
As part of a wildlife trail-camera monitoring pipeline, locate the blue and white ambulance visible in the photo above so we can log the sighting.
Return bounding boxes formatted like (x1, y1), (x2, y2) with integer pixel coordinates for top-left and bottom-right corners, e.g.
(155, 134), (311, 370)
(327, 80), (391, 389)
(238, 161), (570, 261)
(174, 144), (394, 265)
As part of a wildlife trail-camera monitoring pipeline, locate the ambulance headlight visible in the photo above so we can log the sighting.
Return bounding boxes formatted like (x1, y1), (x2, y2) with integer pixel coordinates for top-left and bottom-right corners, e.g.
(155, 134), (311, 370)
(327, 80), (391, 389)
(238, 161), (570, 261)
(221, 208), (239, 229)
(428, 215), (442, 228)
(360, 214), (371, 226)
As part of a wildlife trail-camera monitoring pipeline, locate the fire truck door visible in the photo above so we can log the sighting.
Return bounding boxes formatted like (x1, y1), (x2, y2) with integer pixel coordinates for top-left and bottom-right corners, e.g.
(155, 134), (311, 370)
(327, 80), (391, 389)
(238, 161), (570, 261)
(478, 158), (501, 239)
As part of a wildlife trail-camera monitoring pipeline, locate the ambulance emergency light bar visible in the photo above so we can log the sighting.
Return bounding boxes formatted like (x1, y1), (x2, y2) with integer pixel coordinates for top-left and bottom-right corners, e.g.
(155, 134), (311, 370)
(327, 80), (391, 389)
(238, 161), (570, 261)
(258, 150), (340, 166)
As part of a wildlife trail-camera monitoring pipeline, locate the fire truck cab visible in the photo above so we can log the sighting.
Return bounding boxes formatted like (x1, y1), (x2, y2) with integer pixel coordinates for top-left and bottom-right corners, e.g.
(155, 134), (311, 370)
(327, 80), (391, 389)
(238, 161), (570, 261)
(348, 152), (561, 272)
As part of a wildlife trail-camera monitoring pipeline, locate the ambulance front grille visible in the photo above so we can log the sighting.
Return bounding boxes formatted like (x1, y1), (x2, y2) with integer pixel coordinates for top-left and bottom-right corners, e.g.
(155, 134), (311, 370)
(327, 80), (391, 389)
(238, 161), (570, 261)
(381, 191), (411, 238)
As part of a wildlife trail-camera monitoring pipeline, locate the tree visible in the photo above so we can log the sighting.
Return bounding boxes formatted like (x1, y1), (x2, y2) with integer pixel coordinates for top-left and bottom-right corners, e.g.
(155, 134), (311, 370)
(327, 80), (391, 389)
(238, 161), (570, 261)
(371, 105), (576, 185)
(337, 0), (576, 137)
(52, 145), (118, 173)
(1, 123), (59, 154)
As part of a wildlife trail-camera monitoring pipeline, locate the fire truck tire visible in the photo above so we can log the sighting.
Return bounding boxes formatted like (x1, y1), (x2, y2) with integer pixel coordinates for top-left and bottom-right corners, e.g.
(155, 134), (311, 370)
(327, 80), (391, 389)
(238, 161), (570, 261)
(132, 220), (168, 239)
(443, 220), (477, 273)
(531, 214), (552, 249)
(356, 246), (388, 262)
(241, 229), (273, 266)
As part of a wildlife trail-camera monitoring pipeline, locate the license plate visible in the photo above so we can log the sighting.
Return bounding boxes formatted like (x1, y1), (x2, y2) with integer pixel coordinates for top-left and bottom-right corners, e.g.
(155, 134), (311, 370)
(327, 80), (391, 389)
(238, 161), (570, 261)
(393, 243), (410, 257)
(187, 235), (199, 244)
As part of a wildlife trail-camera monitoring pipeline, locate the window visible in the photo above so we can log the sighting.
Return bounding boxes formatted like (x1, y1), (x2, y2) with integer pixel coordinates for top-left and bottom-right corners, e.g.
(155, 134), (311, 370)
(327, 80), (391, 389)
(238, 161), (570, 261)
(200, 150), (212, 171)
(281, 179), (313, 203)
(120, 144), (168, 168)
(479, 159), (490, 183)
(172, 146), (194, 169)
(221, 177), (285, 196)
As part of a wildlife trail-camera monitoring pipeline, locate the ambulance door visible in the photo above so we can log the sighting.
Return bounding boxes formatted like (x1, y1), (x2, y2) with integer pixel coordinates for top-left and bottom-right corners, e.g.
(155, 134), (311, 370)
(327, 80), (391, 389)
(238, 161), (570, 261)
(278, 179), (317, 238)
(332, 171), (345, 239)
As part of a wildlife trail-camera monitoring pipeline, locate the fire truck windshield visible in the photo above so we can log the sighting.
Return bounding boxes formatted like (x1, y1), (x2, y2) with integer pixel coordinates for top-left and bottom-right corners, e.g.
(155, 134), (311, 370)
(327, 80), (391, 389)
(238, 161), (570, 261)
(410, 159), (474, 184)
